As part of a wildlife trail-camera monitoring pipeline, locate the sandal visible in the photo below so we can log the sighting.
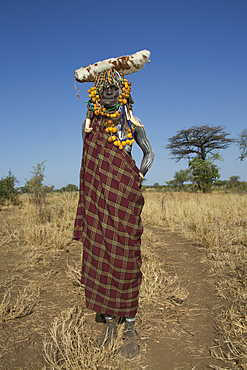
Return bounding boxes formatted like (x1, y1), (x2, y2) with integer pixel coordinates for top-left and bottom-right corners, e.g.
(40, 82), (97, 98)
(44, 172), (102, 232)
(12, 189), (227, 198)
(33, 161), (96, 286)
(96, 318), (117, 349)
(121, 322), (140, 359)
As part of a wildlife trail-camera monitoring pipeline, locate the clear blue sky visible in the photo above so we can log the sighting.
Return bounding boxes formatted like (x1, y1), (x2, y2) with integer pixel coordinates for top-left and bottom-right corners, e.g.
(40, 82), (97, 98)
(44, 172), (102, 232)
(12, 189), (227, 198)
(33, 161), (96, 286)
(1, 0), (246, 188)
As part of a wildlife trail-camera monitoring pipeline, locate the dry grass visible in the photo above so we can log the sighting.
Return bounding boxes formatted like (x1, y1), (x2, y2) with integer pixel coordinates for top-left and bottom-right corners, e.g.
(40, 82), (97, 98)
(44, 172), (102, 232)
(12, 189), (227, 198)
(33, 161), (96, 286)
(0, 192), (78, 267)
(1, 192), (186, 369)
(2, 190), (246, 368)
(0, 282), (41, 322)
(43, 305), (141, 370)
(143, 191), (247, 369)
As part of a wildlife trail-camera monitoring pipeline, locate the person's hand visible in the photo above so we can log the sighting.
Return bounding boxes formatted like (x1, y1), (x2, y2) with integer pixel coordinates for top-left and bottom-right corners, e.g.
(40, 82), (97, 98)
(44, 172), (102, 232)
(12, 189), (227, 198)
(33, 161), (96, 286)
(138, 172), (144, 181)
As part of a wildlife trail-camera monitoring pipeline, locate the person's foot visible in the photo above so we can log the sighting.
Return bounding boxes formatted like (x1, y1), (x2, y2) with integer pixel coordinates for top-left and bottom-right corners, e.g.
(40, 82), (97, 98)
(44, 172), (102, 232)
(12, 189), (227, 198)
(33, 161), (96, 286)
(96, 318), (117, 349)
(121, 321), (140, 359)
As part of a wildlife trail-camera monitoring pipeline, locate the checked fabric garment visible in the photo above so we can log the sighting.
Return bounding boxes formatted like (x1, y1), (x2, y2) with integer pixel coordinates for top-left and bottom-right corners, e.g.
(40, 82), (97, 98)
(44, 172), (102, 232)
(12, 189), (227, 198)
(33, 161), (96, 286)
(74, 116), (144, 317)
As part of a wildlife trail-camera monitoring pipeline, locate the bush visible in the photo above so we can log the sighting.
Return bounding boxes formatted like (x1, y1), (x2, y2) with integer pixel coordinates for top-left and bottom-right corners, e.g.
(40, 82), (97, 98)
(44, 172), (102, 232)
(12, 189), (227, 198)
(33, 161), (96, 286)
(60, 184), (78, 192)
(25, 161), (48, 204)
(188, 154), (221, 193)
(0, 171), (20, 206)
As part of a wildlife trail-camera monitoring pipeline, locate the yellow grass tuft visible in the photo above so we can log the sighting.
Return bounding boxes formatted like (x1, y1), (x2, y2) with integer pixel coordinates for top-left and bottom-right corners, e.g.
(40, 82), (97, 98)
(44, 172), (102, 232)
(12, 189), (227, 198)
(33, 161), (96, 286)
(0, 282), (41, 321)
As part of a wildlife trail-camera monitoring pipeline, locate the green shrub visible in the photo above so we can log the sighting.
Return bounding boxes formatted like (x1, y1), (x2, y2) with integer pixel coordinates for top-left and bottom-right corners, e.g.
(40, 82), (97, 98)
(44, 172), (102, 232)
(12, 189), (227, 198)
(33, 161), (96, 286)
(25, 161), (48, 204)
(60, 184), (78, 192)
(0, 171), (20, 206)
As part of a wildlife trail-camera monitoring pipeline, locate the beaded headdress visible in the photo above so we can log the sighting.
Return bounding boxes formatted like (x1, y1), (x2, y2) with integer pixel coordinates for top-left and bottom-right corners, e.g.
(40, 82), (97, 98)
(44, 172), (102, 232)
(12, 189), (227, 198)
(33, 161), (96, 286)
(94, 69), (124, 94)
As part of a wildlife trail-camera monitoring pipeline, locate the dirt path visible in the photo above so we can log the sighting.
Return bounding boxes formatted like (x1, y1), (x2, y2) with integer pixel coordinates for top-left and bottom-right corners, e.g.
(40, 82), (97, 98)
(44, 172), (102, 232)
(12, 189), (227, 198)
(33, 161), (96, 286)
(0, 215), (226, 369)
(143, 225), (225, 370)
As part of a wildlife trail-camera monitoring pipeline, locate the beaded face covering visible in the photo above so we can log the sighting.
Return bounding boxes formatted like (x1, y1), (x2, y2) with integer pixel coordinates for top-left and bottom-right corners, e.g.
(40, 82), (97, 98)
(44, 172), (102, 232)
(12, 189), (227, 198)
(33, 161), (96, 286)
(86, 69), (134, 149)
(87, 69), (131, 118)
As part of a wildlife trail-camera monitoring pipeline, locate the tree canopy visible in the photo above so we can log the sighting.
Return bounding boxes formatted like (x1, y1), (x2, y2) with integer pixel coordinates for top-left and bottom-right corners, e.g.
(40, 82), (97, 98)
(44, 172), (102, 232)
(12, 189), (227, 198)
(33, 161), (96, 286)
(61, 184), (78, 192)
(166, 125), (234, 162)
(189, 153), (221, 193)
(237, 129), (247, 161)
(172, 169), (191, 188)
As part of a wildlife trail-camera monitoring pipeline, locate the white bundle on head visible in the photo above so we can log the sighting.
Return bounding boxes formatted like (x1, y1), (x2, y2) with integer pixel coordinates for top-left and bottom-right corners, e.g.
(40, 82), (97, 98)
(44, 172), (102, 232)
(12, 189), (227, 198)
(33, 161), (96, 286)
(75, 50), (150, 83)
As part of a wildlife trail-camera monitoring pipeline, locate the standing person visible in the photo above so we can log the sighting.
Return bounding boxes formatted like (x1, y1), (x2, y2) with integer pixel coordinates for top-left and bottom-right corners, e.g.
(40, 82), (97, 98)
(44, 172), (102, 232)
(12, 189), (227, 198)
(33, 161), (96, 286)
(73, 51), (154, 359)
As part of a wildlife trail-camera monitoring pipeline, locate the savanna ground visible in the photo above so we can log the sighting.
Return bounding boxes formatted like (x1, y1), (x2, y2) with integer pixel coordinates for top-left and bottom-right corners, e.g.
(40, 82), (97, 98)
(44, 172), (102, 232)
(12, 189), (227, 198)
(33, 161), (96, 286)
(0, 191), (247, 369)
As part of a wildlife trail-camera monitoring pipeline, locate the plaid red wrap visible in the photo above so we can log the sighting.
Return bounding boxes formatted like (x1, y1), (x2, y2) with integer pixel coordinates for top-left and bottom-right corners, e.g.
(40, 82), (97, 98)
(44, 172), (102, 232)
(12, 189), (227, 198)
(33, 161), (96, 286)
(74, 117), (144, 317)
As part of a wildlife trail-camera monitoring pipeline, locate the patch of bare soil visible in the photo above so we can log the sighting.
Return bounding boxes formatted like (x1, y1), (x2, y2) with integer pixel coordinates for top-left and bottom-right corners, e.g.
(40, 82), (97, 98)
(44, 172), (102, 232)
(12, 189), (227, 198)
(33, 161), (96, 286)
(0, 212), (226, 370)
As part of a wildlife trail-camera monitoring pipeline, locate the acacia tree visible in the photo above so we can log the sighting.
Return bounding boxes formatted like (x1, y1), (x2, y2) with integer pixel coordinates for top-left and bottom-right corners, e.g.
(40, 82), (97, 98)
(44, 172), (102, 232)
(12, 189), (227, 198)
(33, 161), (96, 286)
(166, 125), (234, 162)
(237, 129), (247, 161)
(166, 125), (234, 192)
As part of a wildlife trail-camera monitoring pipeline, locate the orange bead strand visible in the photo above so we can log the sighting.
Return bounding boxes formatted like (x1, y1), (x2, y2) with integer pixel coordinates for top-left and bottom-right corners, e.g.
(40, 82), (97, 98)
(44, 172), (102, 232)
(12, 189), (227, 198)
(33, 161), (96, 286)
(104, 120), (134, 151)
